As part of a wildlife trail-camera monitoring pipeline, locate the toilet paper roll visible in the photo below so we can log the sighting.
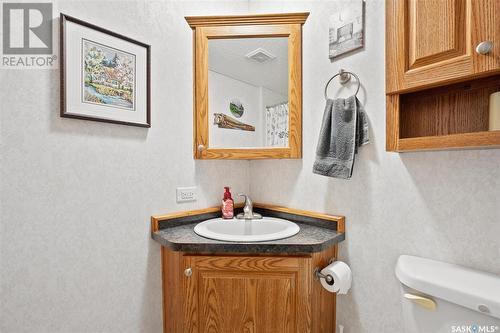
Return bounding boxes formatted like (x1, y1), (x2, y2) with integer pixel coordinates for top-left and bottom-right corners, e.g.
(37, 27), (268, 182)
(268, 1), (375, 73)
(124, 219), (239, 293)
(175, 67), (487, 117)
(320, 261), (352, 295)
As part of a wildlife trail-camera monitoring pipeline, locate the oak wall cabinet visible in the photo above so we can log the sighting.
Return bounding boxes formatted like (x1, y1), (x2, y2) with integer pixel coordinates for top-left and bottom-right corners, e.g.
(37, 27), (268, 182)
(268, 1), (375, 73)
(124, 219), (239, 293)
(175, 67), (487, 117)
(386, 0), (500, 152)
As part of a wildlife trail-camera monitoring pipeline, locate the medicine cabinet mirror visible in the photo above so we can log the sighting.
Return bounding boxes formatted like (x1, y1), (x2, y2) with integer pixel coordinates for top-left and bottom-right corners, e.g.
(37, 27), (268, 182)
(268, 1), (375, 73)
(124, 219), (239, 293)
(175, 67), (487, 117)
(186, 13), (309, 159)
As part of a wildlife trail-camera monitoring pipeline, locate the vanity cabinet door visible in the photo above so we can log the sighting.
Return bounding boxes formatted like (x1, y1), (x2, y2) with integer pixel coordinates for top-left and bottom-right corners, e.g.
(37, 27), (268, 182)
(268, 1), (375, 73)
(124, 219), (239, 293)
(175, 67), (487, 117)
(386, 0), (500, 93)
(183, 255), (311, 333)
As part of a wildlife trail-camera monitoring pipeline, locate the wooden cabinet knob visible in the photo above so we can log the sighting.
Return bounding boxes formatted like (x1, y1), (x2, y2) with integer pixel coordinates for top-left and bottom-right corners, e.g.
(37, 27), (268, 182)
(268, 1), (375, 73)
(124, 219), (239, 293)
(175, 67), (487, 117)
(476, 41), (493, 55)
(184, 268), (193, 277)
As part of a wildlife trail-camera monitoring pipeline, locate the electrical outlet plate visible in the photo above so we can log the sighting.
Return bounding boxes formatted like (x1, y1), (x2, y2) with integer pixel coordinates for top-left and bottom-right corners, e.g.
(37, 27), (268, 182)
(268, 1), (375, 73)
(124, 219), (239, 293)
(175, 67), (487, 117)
(176, 187), (197, 203)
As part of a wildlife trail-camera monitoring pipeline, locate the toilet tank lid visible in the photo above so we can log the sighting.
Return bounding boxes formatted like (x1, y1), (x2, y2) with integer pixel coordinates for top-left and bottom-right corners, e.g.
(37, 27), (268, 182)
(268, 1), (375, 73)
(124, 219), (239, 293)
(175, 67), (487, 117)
(395, 255), (500, 319)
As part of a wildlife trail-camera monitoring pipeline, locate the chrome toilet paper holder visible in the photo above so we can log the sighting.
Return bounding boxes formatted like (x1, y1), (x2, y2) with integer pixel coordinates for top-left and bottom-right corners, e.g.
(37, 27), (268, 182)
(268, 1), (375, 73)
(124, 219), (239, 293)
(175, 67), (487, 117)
(313, 257), (336, 285)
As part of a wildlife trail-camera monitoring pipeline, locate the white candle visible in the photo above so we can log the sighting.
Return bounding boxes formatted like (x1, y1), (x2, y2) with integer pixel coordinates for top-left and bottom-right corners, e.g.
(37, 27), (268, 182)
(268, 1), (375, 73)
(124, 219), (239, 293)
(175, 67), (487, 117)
(490, 91), (500, 131)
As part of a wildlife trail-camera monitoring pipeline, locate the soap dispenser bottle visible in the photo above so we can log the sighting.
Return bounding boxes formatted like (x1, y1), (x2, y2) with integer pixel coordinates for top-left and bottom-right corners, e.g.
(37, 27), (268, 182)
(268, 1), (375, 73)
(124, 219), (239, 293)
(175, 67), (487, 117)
(222, 187), (234, 219)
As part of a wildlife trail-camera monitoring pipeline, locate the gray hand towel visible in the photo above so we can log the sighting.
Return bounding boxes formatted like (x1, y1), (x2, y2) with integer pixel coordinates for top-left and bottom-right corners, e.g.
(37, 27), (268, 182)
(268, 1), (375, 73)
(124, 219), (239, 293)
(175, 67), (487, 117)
(355, 98), (370, 151)
(313, 96), (369, 179)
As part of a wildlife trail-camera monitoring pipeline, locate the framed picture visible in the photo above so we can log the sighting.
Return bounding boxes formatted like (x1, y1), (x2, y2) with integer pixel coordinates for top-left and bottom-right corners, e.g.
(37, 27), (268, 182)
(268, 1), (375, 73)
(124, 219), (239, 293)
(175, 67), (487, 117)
(329, 0), (364, 59)
(60, 14), (151, 127)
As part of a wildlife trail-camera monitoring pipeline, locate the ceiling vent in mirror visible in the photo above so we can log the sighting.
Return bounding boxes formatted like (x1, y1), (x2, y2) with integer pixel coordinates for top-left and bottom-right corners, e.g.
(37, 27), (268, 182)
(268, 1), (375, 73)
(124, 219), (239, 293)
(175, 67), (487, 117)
(245, 48), (276, 63)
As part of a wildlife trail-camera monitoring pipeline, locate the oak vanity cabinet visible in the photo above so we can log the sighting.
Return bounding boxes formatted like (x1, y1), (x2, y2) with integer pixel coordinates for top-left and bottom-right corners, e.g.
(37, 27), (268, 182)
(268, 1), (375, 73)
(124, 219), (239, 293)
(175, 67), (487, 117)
(162, 249), (337, 333)
(386, 0), (500, 152)
(154, 205), (345, 332)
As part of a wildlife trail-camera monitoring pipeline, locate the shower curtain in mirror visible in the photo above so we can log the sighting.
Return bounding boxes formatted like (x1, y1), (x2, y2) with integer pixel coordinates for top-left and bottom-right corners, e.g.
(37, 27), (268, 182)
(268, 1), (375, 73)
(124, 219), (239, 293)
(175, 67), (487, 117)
(265, 102), (289, 147)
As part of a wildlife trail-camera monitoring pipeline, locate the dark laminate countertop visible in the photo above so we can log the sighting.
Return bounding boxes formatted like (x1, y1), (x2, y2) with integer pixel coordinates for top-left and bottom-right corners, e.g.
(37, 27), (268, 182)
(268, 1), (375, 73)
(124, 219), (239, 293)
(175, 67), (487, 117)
(152, 220), (345, 254)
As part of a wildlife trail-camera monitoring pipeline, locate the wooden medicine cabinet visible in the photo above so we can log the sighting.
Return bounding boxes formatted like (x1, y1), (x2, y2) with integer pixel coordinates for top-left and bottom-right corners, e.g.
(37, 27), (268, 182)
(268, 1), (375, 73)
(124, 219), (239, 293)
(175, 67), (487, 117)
(185, 13), (309, 159)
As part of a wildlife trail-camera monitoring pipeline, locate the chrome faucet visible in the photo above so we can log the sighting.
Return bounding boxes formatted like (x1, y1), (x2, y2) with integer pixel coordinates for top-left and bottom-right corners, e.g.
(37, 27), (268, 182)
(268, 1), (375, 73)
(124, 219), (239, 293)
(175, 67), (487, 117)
(237, 194), (262, 220)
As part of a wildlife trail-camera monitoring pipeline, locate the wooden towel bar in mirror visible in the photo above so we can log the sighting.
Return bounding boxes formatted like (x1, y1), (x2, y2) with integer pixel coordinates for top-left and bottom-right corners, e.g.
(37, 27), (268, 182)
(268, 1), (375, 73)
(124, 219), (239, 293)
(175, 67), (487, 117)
(185, 13), (309, 159)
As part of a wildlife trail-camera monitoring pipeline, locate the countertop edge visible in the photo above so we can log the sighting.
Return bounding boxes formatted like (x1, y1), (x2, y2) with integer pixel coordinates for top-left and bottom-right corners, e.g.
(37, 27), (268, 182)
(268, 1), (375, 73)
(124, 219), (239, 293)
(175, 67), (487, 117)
(151, 228), (345, 254)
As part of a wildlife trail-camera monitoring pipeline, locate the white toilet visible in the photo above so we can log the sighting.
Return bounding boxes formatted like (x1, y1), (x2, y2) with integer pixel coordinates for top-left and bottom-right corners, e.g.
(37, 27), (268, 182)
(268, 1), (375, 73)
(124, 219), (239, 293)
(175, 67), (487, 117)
(396, 255), (500, 333)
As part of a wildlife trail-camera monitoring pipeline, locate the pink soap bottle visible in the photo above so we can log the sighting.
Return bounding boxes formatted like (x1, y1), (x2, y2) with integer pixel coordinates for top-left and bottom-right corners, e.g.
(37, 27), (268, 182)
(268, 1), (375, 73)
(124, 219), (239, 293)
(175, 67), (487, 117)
(221, 187), (234, 219)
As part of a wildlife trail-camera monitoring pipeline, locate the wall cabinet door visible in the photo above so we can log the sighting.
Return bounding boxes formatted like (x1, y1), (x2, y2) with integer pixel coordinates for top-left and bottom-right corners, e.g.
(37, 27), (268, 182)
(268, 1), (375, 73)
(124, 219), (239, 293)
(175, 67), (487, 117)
(386, 0), (499, 93)
(183, 255), (311, 333)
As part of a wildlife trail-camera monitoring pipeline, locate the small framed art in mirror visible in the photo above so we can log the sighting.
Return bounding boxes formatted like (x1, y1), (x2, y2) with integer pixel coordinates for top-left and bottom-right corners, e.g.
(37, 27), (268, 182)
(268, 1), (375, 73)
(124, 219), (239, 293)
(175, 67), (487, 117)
(185, 13), (309, 159)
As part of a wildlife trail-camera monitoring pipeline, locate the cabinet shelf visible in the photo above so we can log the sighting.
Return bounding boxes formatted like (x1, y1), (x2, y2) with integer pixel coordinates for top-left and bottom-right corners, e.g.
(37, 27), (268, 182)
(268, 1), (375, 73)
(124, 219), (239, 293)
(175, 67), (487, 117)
(396, 131), (500, 152)
(387, 75), (500, 152)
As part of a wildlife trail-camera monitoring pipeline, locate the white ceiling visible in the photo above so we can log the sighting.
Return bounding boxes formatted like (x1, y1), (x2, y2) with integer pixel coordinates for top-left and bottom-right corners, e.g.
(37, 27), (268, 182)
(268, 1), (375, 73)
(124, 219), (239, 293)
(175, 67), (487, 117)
(208, 37), (288, 96)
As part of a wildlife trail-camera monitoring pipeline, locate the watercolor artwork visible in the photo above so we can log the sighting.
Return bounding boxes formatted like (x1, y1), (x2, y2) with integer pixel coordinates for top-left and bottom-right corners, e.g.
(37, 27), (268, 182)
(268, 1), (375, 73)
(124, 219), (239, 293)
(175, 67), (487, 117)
(82, 39), (136, 110)
(62, 14), (150, 127)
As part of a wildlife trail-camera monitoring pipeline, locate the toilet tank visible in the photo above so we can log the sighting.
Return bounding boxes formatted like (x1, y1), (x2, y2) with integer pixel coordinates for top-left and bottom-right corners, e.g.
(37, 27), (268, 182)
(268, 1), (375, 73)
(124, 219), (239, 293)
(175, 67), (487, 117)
(396, 255), (500, 333)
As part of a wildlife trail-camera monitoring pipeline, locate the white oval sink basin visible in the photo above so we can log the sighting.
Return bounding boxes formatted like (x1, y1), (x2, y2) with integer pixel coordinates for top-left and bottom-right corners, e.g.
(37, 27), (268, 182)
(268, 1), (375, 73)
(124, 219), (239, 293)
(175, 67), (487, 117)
(194, 217), (300, 242)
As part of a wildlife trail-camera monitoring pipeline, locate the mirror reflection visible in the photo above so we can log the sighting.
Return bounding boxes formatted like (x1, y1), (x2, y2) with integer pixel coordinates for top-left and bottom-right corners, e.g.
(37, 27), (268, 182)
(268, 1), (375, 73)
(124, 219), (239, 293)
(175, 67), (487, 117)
(208, 37), (289, 148)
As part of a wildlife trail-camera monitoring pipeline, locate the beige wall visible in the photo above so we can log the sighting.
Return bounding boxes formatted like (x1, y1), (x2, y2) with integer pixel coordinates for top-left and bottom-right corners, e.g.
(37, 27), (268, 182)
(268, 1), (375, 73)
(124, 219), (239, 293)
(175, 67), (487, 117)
(0, 1), (251, 332)
(248, 1), (500, 332)
(1, 1), (499, 333)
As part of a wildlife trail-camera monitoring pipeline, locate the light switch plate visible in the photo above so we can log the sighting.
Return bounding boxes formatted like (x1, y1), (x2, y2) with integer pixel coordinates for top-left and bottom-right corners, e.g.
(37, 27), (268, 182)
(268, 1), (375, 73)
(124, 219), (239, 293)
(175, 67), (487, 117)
(176, 187), (197, 203)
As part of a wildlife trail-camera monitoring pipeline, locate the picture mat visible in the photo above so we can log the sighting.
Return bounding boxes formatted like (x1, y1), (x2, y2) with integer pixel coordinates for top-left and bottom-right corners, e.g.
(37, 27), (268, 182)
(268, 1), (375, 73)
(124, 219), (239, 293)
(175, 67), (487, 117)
(64, 19), (147, 124)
